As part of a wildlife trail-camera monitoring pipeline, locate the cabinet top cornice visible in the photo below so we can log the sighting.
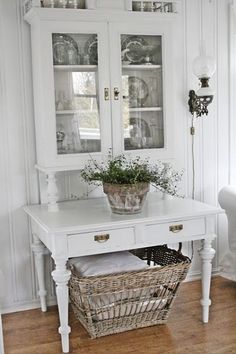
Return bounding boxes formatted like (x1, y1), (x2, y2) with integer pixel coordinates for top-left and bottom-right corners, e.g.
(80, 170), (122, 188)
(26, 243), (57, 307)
(24, 7), (178, 25)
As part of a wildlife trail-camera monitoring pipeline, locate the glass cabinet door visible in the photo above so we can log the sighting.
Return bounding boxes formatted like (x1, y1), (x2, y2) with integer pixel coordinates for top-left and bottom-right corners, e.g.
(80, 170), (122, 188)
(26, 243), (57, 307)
(52, 33), (101, 155)
(121, 34), (164, 151)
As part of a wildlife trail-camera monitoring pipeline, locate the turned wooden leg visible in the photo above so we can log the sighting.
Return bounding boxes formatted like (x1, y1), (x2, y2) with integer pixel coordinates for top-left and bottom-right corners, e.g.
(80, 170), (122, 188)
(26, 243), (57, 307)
(47, 172), (59, 212)
(52, 258), (71, 353)
(31, 234), (47, 312)
(198, 238), (216, 323)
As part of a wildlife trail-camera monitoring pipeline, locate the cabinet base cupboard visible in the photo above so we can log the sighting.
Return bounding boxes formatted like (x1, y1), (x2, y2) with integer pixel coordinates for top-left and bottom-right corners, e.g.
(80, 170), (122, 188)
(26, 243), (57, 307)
(24, 4), (175, 209)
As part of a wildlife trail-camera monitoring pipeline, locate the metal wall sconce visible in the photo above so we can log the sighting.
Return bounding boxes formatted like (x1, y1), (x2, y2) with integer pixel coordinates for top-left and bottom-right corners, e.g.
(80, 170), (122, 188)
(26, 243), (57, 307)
(188, 47), (216, 117)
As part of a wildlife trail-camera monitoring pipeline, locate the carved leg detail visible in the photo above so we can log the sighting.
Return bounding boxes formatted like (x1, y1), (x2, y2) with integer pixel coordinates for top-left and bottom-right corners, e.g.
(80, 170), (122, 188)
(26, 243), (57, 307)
(31, 234), (47, 312)
(52, 258), (71, 354)
(198, 238), (216, 323)
(47, 172), (59, 212)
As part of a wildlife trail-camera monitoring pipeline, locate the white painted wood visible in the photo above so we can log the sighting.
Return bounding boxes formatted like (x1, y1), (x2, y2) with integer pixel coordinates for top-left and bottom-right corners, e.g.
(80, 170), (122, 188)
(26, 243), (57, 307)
(215, 0), (231, 274)
(229, 3), (236, 184)
(31, 234), (48, 312)
(24, 194), (222, 352)
(51, 235), (71, 353)
(24, 194), (222, 233)
(198, 237), (216, 323)
(109, 21), (174, 160)
(68, 227), (135, 256)
(86, 0), (132, 10)
(25, 8), (176, 175)
(0, 0), (38, 310)
(51, 257), (71, 354)
(46, 172), (59, 212)
(27, 19), (112, 170)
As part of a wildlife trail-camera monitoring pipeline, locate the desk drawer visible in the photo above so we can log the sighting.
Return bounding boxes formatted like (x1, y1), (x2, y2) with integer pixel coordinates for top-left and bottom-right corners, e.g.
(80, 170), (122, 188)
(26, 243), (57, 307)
(139, 218), (206, 244)
(68, 227), (135, 257)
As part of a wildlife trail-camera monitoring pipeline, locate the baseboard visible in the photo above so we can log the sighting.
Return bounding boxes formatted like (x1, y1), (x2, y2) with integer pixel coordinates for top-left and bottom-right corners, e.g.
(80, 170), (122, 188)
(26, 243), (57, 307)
(185, 267), (220, 282)
(1, 296), (57, 315)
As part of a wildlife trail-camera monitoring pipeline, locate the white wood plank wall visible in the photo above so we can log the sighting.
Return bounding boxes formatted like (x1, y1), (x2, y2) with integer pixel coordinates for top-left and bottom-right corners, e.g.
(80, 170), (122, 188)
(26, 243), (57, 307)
(0, 0), (232, 312)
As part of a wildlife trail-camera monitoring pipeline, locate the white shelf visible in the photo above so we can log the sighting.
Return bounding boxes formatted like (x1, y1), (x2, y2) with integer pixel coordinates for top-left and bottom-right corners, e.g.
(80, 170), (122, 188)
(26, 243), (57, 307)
(127, 107), (163, 112)
(54, 65), (98, 72)
(56, 109), (98, 115)
(122, 64), (162, 70)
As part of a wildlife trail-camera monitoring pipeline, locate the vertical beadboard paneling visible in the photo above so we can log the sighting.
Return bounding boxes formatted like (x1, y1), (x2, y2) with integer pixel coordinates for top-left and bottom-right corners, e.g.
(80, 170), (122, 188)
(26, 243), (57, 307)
(229, 2), (236, 185)
(217, 0), (231, 262)
(0, 0), (34, 307)
(0, 0), (17, 308)
(185, 0), (202, 201)
(200, 0), (219, 268)
(184, 0), (203, 273)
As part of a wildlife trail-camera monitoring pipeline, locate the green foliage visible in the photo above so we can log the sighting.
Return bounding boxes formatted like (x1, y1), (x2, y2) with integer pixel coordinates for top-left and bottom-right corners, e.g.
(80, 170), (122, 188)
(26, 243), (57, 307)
(81, 154), (183, 196)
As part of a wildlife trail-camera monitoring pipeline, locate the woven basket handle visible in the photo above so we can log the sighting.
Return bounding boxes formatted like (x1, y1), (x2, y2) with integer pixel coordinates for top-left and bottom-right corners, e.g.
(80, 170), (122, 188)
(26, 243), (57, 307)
(163, 243), (182, 253)
(178, 242), (194, 261)
(178, 242), (182, 253)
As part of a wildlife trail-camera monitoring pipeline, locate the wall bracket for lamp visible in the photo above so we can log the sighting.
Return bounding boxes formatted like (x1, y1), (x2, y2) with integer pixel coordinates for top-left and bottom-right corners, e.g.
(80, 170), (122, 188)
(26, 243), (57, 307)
(188, 48), (216, 117)
(188, 77), (214, 117)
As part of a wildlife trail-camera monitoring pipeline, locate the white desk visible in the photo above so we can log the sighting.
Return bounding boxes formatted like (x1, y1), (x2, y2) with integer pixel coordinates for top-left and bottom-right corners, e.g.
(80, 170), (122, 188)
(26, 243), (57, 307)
(24, 193), (222, 353)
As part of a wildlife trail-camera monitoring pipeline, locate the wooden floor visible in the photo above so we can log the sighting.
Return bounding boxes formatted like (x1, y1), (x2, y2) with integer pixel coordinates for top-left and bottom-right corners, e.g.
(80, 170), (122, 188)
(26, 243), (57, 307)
(2, 276), (236, 354)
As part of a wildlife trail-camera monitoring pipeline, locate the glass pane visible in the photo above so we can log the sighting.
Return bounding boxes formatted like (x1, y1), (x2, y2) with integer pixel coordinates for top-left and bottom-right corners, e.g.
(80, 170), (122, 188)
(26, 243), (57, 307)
(52, 33), (101, 155)
(121, 34), (164, 150)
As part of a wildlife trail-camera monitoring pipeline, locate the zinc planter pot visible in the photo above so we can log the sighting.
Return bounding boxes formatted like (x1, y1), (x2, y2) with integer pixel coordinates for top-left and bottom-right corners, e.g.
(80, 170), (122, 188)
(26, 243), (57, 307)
(103, 182), (150, 215)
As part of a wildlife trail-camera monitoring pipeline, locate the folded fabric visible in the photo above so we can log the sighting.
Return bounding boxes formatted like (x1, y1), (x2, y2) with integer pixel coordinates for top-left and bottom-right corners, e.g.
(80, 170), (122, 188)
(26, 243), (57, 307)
(69, 251), (148, 277)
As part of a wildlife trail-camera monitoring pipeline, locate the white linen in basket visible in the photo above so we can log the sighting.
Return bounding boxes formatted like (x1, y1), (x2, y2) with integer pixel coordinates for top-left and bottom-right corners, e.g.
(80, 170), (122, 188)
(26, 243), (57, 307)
(69, 251), (148, 276)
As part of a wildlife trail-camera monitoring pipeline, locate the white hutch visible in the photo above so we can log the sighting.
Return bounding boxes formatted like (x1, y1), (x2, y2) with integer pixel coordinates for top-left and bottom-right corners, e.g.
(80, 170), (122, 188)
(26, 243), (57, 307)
(24, 0), (179, 210)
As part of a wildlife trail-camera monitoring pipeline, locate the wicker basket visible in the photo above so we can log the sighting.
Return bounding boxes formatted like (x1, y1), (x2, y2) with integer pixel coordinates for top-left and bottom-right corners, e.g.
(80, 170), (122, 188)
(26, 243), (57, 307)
(69, 245), (191, 338)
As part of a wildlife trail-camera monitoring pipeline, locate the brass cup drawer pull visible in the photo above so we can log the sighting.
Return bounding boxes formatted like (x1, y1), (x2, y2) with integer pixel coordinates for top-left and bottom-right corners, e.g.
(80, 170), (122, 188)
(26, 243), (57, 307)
(169, 224), (183, 233)
(94, 234), (110, 243)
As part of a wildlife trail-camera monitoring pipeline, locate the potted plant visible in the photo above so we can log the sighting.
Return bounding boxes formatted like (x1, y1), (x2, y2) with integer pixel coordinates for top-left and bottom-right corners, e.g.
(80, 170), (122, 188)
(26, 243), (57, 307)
(81, 154), (183, 215)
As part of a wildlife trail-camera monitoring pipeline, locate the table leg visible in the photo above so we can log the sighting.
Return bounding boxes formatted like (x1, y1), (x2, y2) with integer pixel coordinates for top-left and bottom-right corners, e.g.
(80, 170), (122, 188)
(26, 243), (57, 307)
(31, 234), (47, 312)
(52, 258), (71, 354)
(198, 238), (216, 323)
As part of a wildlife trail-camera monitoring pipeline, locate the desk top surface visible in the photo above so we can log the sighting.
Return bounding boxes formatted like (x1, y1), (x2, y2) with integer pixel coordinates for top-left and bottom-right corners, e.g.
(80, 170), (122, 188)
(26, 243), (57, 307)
(23, 193), (223, 234)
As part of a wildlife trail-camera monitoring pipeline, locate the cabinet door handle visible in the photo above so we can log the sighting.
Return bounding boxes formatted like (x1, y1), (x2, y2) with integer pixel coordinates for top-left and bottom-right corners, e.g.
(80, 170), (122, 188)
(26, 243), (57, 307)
(169, 224), (183, 233)
(114, 87), (120, 100)
(94, 234), (110, 243)
(104, 88), (109, 101)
